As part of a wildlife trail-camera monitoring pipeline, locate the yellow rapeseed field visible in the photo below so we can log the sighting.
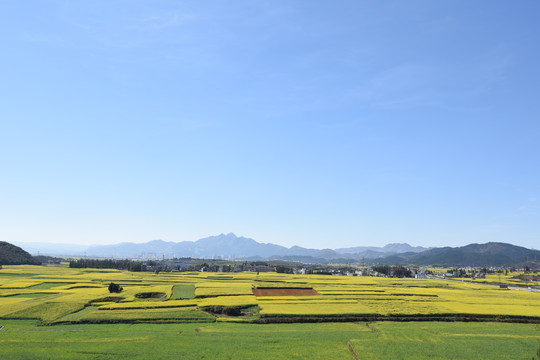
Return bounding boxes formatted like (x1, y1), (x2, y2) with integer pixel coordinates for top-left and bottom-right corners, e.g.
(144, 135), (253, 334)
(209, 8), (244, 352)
(0, 265), (538, 324)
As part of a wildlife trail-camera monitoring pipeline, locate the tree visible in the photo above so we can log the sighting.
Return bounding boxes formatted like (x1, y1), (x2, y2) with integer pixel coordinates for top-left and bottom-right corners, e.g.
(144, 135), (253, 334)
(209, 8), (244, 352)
(129, 262), (142, 272)
(276, 265), (293, 273)
(108, 282), (123, 293)
(392, 266), (412, 278)
(372, 265), (391, 276)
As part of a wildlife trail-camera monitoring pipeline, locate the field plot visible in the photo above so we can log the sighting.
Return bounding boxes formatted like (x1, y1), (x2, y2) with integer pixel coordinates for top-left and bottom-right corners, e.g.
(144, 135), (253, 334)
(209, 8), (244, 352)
(253, 287), (318, 296)
(171, 284), (195, 299)
(0, 297), (39, 317)
(79, 306), (215, 323)
(28, 282), (75, 290)
(6, 302), (85, 324)
(0, 320), (537, 359)
(194, 281), (253, 297)
(348, 322), (540, 359)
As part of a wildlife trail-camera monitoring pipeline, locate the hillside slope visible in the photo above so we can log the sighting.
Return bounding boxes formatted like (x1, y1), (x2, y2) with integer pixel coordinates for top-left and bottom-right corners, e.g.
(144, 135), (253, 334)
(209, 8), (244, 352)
(374, 242), (540, 267)
(0, 241), (40, 265)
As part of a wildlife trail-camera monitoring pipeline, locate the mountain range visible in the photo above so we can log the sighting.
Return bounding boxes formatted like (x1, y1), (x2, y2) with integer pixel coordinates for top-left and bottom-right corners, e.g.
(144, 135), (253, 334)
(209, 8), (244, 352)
(12, 233), (428, 260)
(9, 233), (540, 267)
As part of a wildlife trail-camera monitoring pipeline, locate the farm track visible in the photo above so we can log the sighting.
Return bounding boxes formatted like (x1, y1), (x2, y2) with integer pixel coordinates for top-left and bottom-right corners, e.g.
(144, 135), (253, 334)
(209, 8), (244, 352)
(365, 322), (378, 332)
(347, 341), (360, 360)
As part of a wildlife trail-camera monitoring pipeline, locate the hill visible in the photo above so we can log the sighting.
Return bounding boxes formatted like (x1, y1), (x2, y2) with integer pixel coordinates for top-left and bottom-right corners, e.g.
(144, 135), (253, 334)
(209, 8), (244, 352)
(0, 241), (40, 265)
(373, 242), (540, 267)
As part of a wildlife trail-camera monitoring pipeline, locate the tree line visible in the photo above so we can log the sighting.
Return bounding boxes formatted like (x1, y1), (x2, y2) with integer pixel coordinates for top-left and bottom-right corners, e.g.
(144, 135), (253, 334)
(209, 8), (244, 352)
(372, 265), (413, 278)
(69, 258), (143, 271)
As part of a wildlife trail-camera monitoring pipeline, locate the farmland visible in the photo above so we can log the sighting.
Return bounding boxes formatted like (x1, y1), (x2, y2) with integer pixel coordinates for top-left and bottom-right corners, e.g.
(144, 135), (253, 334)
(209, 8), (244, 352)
(0, 320), (538, 359)
(0, 265), (539, 358)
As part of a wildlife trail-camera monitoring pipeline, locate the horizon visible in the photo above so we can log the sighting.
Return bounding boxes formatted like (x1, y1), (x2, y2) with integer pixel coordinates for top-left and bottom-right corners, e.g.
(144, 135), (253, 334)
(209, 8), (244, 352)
(1, 1), (539, 250)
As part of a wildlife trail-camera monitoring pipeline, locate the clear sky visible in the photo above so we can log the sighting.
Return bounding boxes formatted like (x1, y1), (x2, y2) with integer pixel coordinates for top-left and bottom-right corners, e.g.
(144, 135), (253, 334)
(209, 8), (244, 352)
(1, 1), (539, 249)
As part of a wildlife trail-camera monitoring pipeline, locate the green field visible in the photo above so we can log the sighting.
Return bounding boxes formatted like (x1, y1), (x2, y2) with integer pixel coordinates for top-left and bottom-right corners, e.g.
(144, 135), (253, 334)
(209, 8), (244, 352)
(0, 320), (537, 359)
(0, 265), (539, 358)
(171, 284), (196, 299)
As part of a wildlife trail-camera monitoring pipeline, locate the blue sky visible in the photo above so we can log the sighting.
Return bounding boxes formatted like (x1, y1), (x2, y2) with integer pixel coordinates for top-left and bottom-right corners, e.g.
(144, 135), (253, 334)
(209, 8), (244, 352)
(1, 1), (539, 249)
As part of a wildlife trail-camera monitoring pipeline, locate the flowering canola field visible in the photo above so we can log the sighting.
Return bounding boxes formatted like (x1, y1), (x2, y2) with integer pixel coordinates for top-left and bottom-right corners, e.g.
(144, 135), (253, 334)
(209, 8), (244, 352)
(0, 265), (538, 325)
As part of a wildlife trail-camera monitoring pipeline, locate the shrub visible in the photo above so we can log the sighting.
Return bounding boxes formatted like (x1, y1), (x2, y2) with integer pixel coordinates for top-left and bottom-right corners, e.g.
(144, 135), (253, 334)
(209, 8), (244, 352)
(108, 282), (123, 293)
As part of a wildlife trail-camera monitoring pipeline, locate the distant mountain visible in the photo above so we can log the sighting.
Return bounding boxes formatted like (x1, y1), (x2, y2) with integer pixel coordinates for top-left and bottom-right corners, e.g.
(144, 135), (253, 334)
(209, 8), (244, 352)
(373, 242), (540, 267)
(81, 234), (347, 260)
(334, 245), (380, 254)
(381, 243), (429, 253)
(83, 234), (291, 259)
(13, 234), (358, 260)
(0, 241), (40, 265)
(10, 242), (89, 256)
(11, 236), (538, 267)
(335, 243), (429, 256)
(14, 235), (425, 260)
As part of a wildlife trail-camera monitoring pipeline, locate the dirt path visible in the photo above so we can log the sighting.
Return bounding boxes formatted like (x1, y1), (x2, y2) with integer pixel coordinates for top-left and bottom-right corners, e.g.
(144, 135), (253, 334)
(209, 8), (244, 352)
(347, 341), (360, 360)
(365, 322), (378, 333)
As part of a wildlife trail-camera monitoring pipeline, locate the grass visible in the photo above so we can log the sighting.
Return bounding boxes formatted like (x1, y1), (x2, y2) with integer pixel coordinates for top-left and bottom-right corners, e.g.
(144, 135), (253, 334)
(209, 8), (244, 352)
(0, 320), (537, 359)
(350, 321), (539, 359)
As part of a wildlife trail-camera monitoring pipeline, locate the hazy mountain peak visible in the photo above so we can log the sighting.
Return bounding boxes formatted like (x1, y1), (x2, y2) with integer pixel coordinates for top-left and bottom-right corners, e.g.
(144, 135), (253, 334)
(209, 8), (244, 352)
(147, 239), (169, 244)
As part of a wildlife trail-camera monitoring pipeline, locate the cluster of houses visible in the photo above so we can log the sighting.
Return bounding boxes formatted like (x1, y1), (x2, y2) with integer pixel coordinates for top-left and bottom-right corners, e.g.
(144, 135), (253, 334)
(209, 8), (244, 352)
(443, 270), (486, 279)
(294, 266), (431, 278)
